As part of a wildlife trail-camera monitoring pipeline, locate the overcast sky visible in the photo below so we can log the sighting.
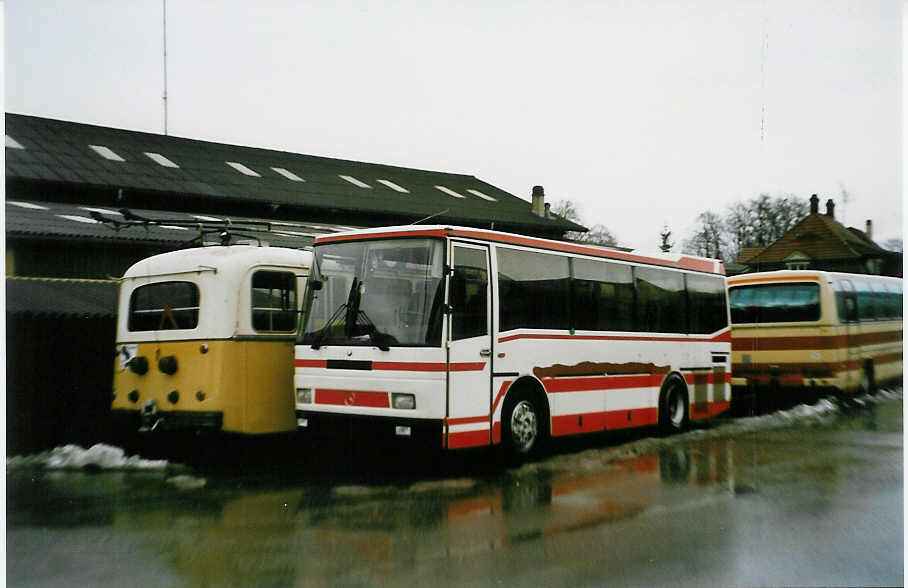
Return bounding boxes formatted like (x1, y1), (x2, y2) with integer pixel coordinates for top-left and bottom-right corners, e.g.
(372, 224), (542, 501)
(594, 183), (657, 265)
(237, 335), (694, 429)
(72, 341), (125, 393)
(4, 0), (903, 252)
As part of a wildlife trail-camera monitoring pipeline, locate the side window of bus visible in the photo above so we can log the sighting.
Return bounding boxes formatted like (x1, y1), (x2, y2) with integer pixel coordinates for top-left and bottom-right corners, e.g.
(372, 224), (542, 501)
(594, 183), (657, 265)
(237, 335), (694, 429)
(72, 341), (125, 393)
(497, 248), (570, 331)
(854, 280), (876, 321)
(686, 274), (728, 334)
(635, 267), (685, 333)
(871, 280), (892, 320)
(451, 247), (488, 340)
(571, 259), (634, 331)
(886, 282), (903, 319)
(252, 270), (297, 332)
(128, 281), (200, 331)
(834, 279), (858, 323)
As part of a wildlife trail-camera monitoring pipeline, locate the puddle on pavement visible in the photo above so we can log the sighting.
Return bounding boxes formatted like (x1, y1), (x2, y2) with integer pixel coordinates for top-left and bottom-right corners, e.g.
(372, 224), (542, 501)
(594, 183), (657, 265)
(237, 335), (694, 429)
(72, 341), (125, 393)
(7, 388), (902, 586)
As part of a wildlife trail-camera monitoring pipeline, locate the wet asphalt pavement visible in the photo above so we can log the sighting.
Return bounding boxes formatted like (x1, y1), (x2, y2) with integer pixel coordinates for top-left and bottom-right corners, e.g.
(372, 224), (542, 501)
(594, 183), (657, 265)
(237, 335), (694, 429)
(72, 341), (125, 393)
(7, 391), (903, 587)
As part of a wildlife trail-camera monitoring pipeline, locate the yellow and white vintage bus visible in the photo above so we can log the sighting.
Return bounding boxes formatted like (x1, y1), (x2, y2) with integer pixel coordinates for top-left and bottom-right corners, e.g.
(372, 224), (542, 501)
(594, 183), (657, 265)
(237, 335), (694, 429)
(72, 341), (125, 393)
(111, 245), (311, 435)
(728, 270), (902, 407)
(294, 225), (731, 459)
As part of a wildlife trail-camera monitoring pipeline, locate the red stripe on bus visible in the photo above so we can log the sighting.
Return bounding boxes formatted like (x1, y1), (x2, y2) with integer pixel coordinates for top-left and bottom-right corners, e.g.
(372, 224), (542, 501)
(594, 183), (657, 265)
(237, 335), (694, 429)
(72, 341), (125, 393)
(316, 229), (448, 243)
(315, 227), (725, 275)
(543, 374), (664, 393)
(446, 228), (724, 274)
(315, 389), (389, 408)
(732, 330), (902, 351)
(499, 330), (731, 344)
(295, 360), (486, 372)
(682, 372), (732, 385)
(492, 381), (511, 413)
(447, 429), (491, 449)
(295, 359), (327, 368)
(551, 401), (728, 436)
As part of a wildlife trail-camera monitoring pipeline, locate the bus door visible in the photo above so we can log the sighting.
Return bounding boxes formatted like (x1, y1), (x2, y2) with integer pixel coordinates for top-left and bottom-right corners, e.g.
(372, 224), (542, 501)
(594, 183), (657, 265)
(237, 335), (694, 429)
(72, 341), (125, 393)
(837, 278), (859, 388)
(445, 242), (493, 449)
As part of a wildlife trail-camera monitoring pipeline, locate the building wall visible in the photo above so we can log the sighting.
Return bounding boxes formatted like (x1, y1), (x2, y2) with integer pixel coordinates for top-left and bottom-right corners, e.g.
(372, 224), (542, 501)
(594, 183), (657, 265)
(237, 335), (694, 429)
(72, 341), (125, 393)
(7, 239), (167, 279)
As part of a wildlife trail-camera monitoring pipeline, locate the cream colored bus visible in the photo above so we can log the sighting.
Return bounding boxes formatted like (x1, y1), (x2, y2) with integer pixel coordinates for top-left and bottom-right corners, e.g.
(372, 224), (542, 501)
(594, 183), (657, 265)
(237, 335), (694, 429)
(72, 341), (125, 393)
(728, 270), (902, 409)
(111, 245), (311, 435)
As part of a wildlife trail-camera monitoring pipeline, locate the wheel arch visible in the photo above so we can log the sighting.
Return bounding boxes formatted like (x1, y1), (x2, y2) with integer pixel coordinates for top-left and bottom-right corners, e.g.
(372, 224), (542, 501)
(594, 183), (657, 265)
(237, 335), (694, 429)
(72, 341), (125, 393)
(500, 375), (551, 434)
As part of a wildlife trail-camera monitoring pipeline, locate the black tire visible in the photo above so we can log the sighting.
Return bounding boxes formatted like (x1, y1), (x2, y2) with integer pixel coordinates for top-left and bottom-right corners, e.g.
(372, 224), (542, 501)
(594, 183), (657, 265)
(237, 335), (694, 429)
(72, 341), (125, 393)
(859, 361), (877, 395)
(659, 374), (689, 435)
(502, 390), (546, 461)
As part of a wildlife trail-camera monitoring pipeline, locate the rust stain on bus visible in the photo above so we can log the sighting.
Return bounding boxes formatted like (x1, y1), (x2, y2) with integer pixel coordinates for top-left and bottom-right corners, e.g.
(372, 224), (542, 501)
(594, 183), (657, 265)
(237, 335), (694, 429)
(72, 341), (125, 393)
(533, 361), (671, 379)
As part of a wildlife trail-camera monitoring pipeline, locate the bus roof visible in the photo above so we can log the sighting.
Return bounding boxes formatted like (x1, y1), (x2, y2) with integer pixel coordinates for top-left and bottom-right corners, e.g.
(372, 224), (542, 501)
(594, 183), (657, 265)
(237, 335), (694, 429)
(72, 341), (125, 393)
(728, 269), (902, 286)
(313, 225), (725, 275)
(122, 245), (311, 280)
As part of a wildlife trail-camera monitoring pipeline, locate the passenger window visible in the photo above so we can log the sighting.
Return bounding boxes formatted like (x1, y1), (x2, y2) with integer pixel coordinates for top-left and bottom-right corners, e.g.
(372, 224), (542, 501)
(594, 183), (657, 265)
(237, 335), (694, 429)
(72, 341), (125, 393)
(635, 267), (686, 333)
(686, 274), (728, 334)
(854, 280), (876, 321)
(451, 246), (488, 340)
(571, 259), (634, 332)
(498, 248), (570, 331)
(128, 281), (200, 331)
(888, 282), (904, 319)
(252, 271), (297, 332)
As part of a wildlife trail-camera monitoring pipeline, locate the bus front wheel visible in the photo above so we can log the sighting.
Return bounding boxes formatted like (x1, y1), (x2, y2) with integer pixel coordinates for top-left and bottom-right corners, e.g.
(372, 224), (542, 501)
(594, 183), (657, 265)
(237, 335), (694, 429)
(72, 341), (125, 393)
(502, 391), (545, 461)
(659, 375), (689, 435)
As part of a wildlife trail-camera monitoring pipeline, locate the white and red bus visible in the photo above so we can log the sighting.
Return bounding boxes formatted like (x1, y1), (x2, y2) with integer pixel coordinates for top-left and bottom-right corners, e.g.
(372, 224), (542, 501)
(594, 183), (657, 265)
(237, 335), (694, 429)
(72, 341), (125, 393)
(294, 226), (731, 459)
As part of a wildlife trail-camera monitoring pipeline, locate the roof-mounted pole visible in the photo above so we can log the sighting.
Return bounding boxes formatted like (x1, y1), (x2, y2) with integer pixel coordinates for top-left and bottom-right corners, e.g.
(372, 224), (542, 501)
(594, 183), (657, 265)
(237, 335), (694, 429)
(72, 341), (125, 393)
(162, 0), (169, 135)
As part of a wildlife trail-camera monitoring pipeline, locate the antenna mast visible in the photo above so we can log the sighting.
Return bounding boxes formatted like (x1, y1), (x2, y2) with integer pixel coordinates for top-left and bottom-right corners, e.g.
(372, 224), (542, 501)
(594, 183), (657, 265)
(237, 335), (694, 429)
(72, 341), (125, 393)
(162, 0), (169, 135)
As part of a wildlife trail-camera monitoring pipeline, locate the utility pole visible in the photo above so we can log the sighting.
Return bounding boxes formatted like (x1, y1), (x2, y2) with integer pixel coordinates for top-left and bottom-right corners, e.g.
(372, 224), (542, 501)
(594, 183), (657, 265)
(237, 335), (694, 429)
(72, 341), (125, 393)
(162, 0), (169, 135)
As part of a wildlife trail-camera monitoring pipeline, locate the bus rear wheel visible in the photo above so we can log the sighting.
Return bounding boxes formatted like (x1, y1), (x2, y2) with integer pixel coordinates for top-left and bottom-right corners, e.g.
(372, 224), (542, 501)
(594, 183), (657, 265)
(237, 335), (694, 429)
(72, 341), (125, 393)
(659, 375), (689, 435)
(859, 361), (877, 395)
(502, 391), (545, 461)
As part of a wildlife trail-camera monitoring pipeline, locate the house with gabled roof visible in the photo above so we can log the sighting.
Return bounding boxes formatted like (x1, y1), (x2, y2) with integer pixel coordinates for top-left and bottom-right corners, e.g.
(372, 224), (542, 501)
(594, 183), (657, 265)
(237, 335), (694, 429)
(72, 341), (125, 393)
(738, 194), (901, 277)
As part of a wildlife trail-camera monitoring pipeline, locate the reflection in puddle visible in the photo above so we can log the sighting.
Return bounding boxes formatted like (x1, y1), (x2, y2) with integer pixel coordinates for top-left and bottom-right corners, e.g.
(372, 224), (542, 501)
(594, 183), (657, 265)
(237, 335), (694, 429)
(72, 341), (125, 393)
(8, 391), (900, 586)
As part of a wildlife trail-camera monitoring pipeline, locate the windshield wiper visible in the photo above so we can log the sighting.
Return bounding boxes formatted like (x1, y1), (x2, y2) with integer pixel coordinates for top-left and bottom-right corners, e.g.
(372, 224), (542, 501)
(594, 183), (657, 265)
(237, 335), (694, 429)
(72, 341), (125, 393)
(354, 308), (395, 351)
(309, 278), (359, 349)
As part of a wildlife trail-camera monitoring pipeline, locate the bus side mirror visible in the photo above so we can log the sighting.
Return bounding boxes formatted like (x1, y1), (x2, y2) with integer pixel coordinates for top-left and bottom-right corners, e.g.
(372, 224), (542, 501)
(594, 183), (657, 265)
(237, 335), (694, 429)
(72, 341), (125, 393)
(310, 280), (323, 291)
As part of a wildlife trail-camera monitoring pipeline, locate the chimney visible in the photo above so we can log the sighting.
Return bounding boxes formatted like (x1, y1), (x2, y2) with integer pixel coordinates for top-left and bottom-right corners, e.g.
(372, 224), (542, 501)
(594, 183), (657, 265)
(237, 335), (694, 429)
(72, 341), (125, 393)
(865, 219), (873, 240)
(531, 185), (545, 217)
(544, 202), (551, 219)
(825, 199), (835, 218)
(809, 194), (819, 214)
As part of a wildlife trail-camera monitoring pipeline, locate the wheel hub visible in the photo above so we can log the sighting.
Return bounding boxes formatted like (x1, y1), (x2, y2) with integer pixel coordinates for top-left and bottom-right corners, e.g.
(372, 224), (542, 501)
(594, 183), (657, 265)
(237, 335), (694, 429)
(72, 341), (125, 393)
(510, 400), (538, 452)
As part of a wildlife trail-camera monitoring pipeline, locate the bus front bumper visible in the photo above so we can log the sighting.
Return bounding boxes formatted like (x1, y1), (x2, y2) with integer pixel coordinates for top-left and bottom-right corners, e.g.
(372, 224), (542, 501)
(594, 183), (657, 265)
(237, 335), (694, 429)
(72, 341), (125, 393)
(111, 408), (224, 433)
(295, 410), (443, 447)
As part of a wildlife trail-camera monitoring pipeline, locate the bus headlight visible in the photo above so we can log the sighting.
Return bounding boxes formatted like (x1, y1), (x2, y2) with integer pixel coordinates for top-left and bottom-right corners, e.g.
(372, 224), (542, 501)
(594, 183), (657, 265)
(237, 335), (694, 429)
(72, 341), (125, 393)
(296, 388), (313, 404)
(392, 393), (416, 410)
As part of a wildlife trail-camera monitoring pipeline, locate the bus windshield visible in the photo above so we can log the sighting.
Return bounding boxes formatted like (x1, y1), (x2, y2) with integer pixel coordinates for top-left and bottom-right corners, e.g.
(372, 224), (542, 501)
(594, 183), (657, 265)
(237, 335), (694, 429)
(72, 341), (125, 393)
(299, 238), (446, 348)
(729, 282), (820, 324)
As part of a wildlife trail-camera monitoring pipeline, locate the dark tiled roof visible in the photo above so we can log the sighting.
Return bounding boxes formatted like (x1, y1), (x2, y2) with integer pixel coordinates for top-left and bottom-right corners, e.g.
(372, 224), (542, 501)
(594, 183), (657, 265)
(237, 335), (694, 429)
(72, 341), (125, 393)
(736, 246), (765, 263)
(5, 113), (583, 235)
(5, 199), (357, 249)
(6, 277), (119, 318)
(748, 212), (891, 263)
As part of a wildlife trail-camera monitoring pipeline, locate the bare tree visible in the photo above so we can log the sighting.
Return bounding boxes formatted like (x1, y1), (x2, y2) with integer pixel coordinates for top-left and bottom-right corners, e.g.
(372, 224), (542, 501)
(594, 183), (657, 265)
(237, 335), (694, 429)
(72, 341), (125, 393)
(552, 199), (619, 247)
(699, 193), (808, 262)
(551, 200), (581, 223)
(682, 211), (726, 259)
(572, 224), (618, 247)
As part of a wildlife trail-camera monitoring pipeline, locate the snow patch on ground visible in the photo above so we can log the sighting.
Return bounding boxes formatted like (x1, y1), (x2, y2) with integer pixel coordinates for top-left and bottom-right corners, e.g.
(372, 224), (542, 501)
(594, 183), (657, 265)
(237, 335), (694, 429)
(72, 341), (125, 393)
(7, 443), (168, 471)
(166, 474), (207, 490)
